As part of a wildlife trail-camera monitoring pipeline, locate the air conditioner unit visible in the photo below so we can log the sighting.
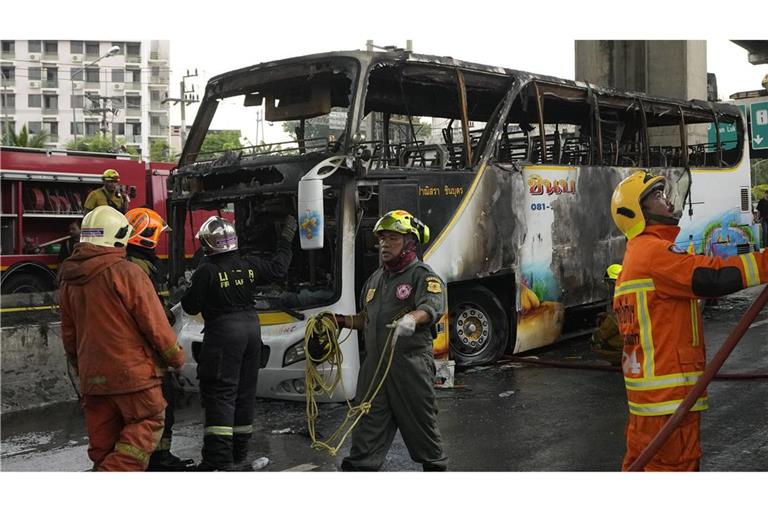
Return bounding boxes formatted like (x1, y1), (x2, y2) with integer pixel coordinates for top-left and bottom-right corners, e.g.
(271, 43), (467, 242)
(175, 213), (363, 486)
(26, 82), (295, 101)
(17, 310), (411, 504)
(73, 82), (82, 90)
(29, 53), (40, 61)
(71, 55), (82, 63)
(113, 83), (124, 91)
(29, 80), (40, 89)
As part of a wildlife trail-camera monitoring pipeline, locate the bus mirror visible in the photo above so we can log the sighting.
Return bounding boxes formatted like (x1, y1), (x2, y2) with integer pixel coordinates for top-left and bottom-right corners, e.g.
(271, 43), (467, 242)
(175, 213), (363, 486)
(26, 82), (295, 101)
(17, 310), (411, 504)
(668, 170), (691, 220)
(298, 179), (324, 250)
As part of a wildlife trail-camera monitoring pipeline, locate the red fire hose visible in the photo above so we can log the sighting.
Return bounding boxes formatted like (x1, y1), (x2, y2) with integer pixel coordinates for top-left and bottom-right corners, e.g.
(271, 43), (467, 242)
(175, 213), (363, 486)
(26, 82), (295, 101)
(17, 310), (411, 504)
(627, 285), (768, 471)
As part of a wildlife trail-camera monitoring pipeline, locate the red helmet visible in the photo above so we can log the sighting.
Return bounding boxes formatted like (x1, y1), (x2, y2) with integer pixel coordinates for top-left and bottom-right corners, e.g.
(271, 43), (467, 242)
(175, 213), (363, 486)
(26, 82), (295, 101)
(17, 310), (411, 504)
(126, 207), (170, 249)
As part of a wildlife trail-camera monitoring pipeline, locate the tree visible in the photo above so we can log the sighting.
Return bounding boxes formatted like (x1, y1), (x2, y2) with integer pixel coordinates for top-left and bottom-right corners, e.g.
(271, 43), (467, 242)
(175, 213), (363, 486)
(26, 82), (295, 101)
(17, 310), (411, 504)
(2, 124), (50, 148)
(199, 130), (243, 155)
(150, 139), (175, 162)
(66, 134), (138, 156)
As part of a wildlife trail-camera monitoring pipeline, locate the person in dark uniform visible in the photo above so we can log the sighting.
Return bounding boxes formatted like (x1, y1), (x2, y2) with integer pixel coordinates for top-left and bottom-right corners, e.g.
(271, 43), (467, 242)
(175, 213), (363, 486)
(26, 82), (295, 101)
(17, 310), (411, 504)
(57, 221), (81, 262)
(181, 215), (296, 471)
(125, 207), (195, 471)
(338, 210), (448, 471)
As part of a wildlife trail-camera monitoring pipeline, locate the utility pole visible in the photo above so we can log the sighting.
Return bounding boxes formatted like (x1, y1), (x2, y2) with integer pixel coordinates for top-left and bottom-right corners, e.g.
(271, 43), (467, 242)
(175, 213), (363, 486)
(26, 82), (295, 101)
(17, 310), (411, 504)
(163, 69), (199, 148)
(84, 93), (122, 149)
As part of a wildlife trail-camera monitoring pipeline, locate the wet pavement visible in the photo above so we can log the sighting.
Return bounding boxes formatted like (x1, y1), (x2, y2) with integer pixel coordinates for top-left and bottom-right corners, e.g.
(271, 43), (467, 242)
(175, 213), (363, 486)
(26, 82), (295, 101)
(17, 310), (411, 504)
(2, 286), (767, 472)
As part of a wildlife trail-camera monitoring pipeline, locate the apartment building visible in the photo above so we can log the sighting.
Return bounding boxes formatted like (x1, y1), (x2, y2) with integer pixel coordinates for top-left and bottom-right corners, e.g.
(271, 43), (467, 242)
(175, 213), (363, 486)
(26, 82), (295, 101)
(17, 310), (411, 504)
(1, 39), (171, 159)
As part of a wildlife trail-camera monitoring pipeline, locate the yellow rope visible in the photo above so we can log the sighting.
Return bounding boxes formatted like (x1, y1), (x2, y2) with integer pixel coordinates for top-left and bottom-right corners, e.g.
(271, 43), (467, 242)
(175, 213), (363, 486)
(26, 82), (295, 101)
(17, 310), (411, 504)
(304, 312), (396, 457)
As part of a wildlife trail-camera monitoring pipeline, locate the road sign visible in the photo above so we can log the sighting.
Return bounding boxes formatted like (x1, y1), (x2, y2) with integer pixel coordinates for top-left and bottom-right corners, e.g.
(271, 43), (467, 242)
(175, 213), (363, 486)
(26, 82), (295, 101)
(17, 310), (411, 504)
(707, 104), (746, 152)
(751, 101), (768, 150)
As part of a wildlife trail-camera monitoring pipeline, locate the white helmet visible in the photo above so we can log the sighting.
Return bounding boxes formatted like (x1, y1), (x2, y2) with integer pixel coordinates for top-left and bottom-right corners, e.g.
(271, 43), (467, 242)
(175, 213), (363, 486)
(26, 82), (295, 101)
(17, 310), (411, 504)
(197, 216), (238, 256)
(80, 205), (131, 248)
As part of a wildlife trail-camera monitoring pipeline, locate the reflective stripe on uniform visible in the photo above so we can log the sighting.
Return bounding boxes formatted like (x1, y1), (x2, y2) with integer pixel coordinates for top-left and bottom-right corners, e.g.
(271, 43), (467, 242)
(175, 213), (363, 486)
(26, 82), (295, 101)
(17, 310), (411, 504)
(205, 426), (233, 436)
(614, 279), (655, 297)
(625, 371), (702, 391)
(690, 300), (700, 347)
(115, 442), (150, 463)
(628, 396), (708, 416)
(637, 290), (655, 378)
(163, 344), (180, 359)
(157, 437), (172, 451)
(233, 425), (253, 434)
(740, 253), (760, 287)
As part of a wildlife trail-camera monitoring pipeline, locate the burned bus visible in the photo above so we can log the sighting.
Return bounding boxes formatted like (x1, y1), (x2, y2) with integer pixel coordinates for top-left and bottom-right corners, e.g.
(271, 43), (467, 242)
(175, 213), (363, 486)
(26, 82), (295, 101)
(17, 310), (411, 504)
(167, 50), (754, 400)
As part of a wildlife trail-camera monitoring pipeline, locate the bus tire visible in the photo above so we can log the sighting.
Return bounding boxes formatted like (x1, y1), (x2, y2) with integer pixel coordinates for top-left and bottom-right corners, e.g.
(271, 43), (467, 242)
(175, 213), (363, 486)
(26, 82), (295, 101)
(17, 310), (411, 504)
(1, 271), (54, 295)
(448, 285), (508, 367)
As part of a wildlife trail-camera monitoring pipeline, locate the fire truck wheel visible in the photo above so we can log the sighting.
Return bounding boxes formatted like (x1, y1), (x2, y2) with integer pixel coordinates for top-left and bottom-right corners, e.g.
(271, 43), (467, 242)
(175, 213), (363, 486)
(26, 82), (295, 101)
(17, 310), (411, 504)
(1, 272), (54, 295)
(448, 285), (508, 367)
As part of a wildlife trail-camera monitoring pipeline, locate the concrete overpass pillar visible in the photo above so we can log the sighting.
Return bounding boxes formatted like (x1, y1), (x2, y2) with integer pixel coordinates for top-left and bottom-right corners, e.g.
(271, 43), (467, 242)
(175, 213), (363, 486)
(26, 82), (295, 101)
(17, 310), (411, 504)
(575, 41), (708, 146)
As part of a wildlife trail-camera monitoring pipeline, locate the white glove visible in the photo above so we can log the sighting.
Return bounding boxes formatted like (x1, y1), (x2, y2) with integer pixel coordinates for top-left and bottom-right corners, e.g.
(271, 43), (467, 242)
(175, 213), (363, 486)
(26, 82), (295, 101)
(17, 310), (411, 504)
(393, 314), (417, 338)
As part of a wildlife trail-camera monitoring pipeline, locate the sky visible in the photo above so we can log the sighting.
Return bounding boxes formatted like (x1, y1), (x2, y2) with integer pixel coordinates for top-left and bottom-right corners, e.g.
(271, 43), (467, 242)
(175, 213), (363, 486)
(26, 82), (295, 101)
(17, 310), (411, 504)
(4, 0), (768, 507)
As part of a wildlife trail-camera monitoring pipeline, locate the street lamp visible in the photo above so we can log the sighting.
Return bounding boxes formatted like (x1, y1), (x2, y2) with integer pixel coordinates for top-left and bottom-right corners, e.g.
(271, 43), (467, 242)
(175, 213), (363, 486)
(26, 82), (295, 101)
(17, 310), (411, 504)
(71, 45), (120, 146)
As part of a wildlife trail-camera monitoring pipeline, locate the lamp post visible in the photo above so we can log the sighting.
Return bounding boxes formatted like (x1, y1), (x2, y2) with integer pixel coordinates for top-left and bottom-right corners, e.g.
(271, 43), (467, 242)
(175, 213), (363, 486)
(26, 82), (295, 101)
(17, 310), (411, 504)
(71, 45), (120, 146)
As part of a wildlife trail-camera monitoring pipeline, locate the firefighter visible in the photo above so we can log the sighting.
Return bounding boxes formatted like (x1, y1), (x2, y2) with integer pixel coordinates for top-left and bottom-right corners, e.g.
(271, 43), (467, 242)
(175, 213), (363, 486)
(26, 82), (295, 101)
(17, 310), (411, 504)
(181, 214), (297, 471)
(611, 170), (768, 471)
(83, 169), (130, 214)
(125, 207), (195, 471)
(590, 263), (623, 364)
(57, 221), (81, 262)
(58, 205), (185, 471)
(338, 210), (448, 471)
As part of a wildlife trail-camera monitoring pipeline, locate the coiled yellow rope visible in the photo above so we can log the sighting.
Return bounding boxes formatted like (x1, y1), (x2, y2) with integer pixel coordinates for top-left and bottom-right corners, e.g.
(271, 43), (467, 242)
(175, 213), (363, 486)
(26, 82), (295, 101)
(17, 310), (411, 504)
(304, 312), (396, 457)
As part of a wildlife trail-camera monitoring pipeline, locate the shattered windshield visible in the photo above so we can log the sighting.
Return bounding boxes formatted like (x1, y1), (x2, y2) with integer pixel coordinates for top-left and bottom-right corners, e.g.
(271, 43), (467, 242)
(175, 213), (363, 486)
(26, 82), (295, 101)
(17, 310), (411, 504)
(184, 59), (358, 163)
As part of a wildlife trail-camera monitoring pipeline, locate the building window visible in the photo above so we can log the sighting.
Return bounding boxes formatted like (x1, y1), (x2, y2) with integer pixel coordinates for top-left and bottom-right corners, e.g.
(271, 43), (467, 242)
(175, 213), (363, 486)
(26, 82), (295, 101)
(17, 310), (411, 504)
(43, 94), (58, 111)
(44, 121), (58, 137)
(70, 41), (83, 54)
(28, 40), (41, 53)
(126, 42), (140, 56)
(70, 67), (83, 81)
(0, 65), (13, 82)
(1, 40), (15, 54)
(127, 69), (141, 83)
(29, 67), (41, 80)
(129, 123), (141, 135)
(71, 95), (84, 109)
(2, 120), (16, 136)
(70, 122), (84, 135)
(85, 122), (100, 135)
(85, 68), (100, 83)
(114, 122), (125, 135)
(112, 68), (124, 82)
(28, 94), (41, 108)
(44, 67), (58, 87)
(85, 41), (100, 56)
(28, 121), (42, 134)
(126, 96), (141, 110)
(43, 41), (58, 55)
(1, 92), (15, 108)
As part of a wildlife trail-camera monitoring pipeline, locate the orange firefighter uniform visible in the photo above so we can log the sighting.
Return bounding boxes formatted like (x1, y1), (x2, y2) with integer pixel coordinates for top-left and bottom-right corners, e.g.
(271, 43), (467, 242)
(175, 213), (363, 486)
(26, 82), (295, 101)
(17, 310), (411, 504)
(614, 224), (768, 471)
(59, 243), (184, 471)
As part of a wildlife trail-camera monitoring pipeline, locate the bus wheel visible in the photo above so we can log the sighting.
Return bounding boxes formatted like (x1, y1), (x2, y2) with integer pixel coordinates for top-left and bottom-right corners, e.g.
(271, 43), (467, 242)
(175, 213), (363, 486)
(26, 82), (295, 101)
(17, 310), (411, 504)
(449, 285), (508, 367)
(1, 272), (54, 295)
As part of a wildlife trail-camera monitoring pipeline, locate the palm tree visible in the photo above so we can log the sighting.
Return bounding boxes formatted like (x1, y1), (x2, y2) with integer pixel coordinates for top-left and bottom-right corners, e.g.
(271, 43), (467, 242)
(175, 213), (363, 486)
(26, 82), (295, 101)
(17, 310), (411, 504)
(2, 124), (50, 148)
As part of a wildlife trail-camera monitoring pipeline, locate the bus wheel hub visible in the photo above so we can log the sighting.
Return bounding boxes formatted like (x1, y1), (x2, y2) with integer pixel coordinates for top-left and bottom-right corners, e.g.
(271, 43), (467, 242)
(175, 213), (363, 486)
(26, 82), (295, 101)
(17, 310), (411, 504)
(456, 308), (489, 348)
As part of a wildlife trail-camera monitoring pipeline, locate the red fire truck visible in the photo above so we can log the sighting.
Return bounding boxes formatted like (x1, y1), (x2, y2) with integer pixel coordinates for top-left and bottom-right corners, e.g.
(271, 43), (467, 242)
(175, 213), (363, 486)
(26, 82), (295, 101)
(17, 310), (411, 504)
(0, 146), (205, 295)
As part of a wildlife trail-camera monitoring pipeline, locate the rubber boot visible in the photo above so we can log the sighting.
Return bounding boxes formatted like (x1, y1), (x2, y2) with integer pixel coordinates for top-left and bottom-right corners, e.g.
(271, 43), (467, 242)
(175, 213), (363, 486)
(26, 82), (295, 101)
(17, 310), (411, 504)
(146, 450), (196, 471)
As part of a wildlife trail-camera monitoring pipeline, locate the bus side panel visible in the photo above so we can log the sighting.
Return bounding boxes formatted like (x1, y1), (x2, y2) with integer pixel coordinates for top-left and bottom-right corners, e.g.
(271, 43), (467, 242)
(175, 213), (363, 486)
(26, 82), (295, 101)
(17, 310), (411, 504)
(677, 165), (757, 257)
(515, 165), (632, 353)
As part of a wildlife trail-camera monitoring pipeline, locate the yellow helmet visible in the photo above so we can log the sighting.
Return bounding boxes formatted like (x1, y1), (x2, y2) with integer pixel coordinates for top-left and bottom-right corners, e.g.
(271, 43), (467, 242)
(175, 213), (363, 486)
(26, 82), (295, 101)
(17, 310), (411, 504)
(80, 205), (131, 248)
(610, 171), (665, 239)
(373, 210), (430, 244)
(102, 169), (120, 182)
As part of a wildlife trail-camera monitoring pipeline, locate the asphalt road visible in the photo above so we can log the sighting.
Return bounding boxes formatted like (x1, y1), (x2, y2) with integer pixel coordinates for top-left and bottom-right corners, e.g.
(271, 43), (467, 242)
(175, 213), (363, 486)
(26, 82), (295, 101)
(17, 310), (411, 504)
(2, 286), (767, 472)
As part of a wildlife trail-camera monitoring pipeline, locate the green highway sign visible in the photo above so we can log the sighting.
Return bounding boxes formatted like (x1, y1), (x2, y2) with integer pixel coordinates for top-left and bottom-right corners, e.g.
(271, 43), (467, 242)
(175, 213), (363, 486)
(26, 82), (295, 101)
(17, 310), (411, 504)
(707, 104), (745, 152)
(751, 101), (768, 150)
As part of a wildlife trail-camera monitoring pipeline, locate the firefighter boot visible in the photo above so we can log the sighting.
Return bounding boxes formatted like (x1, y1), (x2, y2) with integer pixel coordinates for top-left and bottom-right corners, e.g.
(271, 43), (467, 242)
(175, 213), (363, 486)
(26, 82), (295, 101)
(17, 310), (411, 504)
(147, 450), (196, 471)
